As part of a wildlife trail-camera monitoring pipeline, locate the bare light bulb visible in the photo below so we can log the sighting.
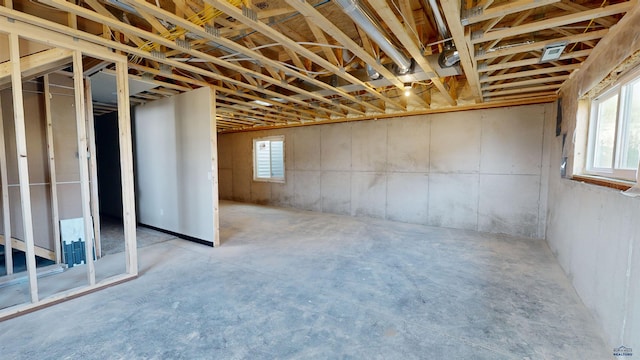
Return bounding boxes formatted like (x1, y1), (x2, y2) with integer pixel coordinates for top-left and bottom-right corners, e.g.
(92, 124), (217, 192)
(404, 85), (411, 97)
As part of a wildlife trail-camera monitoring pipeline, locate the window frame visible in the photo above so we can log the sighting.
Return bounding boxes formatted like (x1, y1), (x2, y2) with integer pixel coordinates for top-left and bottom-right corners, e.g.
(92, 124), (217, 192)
(586, 66), (640, 182)
(252, 135), (285, 183)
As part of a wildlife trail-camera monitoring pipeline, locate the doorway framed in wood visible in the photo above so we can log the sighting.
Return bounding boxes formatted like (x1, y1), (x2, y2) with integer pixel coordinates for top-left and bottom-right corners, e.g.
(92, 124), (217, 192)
(0, 15), (137, 320)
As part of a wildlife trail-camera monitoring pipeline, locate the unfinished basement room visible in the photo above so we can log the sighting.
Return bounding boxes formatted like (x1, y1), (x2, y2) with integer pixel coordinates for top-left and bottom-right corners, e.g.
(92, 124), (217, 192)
(0, 0), (639, 358)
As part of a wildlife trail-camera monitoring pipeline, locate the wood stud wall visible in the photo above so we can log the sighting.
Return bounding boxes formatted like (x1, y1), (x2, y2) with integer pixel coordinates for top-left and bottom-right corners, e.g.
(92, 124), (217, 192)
(0, 19), (137, 320)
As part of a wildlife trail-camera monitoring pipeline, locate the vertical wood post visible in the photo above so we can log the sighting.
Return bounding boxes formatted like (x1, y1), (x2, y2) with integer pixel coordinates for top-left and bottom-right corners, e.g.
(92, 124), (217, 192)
(9, 33), (38, 302)
(0, 97), (13, 275)
(43, 74), (62, 264)
(84, 77), (102, 258)
(72, 51), (96, 286)
(116, 61), (137, 275)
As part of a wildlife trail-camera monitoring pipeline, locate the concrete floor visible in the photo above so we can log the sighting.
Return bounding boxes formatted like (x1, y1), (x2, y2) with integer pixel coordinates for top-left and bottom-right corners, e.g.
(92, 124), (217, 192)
(0, 201), (610, 359)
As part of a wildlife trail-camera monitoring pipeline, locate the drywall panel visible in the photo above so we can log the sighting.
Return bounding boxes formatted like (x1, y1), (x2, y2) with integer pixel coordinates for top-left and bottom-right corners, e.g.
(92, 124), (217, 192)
(351, 172), (386, 218)
(49, 73), (80, 183)
(56, 183), (83, 219)
(134, 97), (180, 231)
(386, 172), (428, 224)
(386, 117), (429, 172)
(430, 111), (481, 173)
(1, 84), (48, 184)
(320, 171), (351, 215)
(0, 75), (80, 252)
(480, 106), (544, 175)
(135, 86), (216, 242)
(293, 126), (320, 171)
(428, 173), (479, 230)
(351, 120), (387, 172)
(293, 170), (321, 211)
(320, 123), (351, 171)
(478, 174), (540, 238)
(6, 186), (52, 250)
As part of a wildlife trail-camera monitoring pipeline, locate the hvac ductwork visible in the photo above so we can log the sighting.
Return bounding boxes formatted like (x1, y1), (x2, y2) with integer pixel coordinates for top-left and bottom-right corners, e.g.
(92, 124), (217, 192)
(426, 0), (460, 68)
(334, 0), (412, 75)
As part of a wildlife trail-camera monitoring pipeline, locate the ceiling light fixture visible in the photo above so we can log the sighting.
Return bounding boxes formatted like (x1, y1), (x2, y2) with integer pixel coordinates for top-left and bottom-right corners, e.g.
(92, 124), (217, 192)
(404, 84), (412, 97)
(540, 42), (568, 63)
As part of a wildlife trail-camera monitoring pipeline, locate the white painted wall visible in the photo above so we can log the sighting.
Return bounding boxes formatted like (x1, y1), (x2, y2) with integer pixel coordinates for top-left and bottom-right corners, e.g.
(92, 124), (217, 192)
(546, 6), (640, 352)
(218, 103), (553, 239)
(135, 87), (217, 243)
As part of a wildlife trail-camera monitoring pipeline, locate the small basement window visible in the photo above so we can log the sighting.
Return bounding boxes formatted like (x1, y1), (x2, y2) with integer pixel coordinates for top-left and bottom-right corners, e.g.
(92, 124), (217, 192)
(586, 66), (640, 182)
(253, 135), (285, 182)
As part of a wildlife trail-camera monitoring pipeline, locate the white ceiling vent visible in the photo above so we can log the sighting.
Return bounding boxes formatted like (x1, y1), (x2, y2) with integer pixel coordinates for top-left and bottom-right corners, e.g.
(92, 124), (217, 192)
(540, 42), (568, 63)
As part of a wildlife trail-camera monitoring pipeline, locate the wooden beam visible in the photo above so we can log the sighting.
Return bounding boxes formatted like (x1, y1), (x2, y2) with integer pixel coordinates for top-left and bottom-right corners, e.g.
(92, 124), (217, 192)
(484, 83), (562, 97)
(0, 272), (137, 321)
(83, 0), (147, 47)
(472, 2), (632, 44)
(476, 29), (608, 60)
(0, 96), (12, 275)
(481, 9), (533, 54)
(482, 74), (570, 90)
(487, 91), (558, 102)
(0, 235), (56, 261)
(463, 0), (560, 25)
(0, 8), (123, 62)
(200, 0), (398, 111)
(43, 75), (62, 264)
(115, 61), (137, 275)
(440, 0), (483, 102)
(482, 63), (580, 82)
(480, 49), (591, 72)
(127, 63), (319, 121)
(286, 0), (405, 90)
(305, 19), (340, 67)
(72, 51), (96, 286)
(9, 32), (39, 303)
(0, 48), (72, 80)
(63, 0), (369, 115)
(554, 0), (616, 28)
(84, 77), (102, 259)
(366, 0), (457, 105)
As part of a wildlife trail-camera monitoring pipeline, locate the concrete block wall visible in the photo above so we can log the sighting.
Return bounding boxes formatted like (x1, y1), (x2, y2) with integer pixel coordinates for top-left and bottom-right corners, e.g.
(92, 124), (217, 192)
(218, 103), (552, 239)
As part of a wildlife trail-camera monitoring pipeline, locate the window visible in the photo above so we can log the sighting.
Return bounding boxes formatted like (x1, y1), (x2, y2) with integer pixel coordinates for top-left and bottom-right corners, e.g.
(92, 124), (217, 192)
(587, 66), (640, 181)
(253, 136), (285, 182)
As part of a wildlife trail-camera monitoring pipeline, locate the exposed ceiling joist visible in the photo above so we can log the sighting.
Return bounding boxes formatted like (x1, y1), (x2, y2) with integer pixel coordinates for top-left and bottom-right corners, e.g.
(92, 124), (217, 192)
(463, 0), (561, 25)
(471, 2), (632, 44)
(440, 0), (482, 102)
(366, 0), (457, 106)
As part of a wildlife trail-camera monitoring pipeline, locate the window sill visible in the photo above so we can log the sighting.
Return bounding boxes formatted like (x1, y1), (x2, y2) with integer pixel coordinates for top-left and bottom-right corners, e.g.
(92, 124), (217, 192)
(253, 178), (286, 184)
(571, 174), (634, 191)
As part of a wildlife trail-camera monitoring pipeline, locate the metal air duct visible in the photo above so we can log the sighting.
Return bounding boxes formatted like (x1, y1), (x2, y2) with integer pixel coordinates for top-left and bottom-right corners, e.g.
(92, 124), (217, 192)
(334, 0), (412, 75)
(426, 0), (460, 67)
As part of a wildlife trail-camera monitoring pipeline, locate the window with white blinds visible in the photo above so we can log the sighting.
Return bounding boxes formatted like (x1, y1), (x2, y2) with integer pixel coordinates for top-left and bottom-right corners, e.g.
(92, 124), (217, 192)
(253, 136), (285, 182)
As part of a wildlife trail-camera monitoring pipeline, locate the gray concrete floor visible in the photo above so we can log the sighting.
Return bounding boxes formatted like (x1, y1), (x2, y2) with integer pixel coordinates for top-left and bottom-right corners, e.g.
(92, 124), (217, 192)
(0, 201), (609, 359)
